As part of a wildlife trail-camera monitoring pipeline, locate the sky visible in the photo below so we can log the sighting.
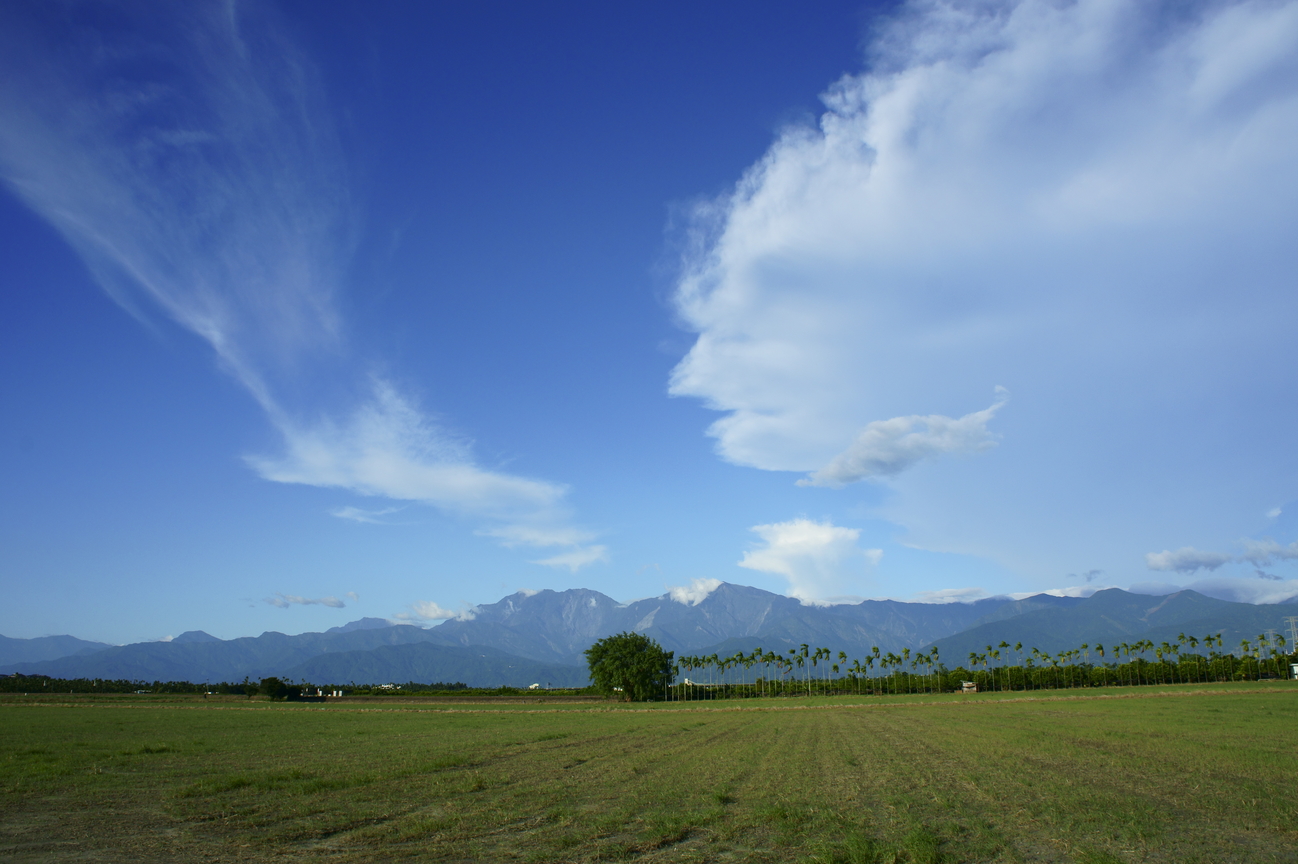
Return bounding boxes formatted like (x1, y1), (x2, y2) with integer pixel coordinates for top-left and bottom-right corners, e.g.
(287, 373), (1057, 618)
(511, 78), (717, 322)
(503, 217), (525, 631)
(2, 0), (1297, 644)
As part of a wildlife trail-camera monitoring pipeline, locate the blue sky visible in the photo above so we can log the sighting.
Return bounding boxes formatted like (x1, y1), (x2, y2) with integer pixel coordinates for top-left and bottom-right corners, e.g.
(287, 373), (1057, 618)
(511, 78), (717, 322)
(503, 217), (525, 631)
(3, 0), (1297, 644)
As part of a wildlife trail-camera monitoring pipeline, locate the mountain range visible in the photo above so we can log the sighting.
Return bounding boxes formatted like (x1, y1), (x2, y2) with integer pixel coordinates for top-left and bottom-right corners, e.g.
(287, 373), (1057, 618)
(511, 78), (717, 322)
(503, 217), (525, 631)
(3, 583), (1295, 686)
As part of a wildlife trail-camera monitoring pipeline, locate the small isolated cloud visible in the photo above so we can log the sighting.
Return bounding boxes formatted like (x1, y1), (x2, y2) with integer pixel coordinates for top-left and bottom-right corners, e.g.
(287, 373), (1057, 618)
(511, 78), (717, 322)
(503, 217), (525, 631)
(531, 545), (609, 573)
(397, 601), (477, 623)
(1181, 576), (1298, 605)
(1069, 570), (1104, 584)
(1006, 585), (1108, 600)
(1146, 538), (1298, 574)
(1128, 581), (1185, 597)
(345, 591), (359, 602)
(1267, 507), (1283, 519)
(911, 587), (988, 604)
(738, 518), (881, 603)
(668, 578), (723, 606)
(800, 389), (1007, 487)
(331, 506), (402, 524)
(266, 592), (346, 609)
(1240, 539), (1298, 567)
(1145, 547), (1234, 574)
(478, 523), (606, 572)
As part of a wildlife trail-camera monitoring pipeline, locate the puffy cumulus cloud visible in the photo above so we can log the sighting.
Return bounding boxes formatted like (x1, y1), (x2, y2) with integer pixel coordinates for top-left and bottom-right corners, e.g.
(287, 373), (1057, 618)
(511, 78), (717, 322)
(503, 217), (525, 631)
(0, 3), (589, 563)
(801, 389), (1007, 487)
(668, 578), (723, 606)
(670, 0), (1298, 582)
(738, 518), (882, 602)
(266, 593), (346, 609)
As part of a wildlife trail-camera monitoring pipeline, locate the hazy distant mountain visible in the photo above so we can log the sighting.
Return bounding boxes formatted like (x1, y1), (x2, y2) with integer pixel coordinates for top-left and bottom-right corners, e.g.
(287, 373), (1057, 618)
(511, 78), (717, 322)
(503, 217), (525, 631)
(1, 624), (446, 682)
(0, 634), (111, 666)
(325, 617), (397, 635)
(285, 643), (589, 688)
(424, 582), (1019, 664)
(926, 588), (1298, 661)
(171, 630), (221, 644)
(11, 583), (1285, 686)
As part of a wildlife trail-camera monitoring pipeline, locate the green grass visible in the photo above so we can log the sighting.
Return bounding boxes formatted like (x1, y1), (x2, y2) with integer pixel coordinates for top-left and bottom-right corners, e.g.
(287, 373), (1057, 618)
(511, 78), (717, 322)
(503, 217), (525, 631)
(1, 683), (1296, 862)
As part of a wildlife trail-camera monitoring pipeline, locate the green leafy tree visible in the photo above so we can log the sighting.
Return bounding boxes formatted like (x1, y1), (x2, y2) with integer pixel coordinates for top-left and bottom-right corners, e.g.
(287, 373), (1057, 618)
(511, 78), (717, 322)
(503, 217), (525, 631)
(584, 632), (674, 702)
(259, 677), (292, 701)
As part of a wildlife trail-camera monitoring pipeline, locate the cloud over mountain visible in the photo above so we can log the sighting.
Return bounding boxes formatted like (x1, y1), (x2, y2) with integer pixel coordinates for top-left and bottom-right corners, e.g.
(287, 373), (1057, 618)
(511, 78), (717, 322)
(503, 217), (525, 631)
(670, 0), (1298, 579)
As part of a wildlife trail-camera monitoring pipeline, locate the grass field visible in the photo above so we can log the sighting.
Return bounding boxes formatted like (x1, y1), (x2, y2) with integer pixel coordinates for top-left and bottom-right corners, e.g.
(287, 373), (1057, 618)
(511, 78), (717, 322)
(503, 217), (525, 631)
(2, 683), (1296, 863)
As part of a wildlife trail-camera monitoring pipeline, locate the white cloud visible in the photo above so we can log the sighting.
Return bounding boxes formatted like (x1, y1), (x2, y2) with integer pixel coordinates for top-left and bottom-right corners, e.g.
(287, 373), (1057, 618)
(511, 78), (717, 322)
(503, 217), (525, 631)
(396, 601), (478, 623)
(331, 506), (403, 524)
(266, 592), (346, 609)
(1267, 507), (1283, 519)
(910, 586), (989, 604)
(800, 389), (1007, 487)
(1005, 585), (1108, 600)
(250, 381), (567, 521)
(1145, 538), (1298, 573)
(668, 578), (723, 606)
(738, 518), (882, 602)
(1145, 547), (1234, 574)
(0, 4), (588, 562)
(668, 0), (1298, 583)
(1240, 538), (1298, 567)
(1182, 576), (1298, 605)
(530, 545), (609, 573)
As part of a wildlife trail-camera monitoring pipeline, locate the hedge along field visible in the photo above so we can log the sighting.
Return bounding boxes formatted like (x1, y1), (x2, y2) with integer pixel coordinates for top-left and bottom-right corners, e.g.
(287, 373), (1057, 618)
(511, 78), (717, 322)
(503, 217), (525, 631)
(2, 684), (1296, 863)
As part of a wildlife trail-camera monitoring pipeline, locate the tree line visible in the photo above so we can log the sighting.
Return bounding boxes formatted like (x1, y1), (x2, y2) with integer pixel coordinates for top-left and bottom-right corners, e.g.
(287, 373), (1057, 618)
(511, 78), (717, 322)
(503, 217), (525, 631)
(662, 632), (1297, 700)
(0, 674), (472, 698)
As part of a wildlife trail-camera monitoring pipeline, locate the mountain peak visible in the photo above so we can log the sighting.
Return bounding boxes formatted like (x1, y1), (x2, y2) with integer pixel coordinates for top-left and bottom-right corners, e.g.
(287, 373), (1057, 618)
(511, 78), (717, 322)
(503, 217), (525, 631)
(326, 617), (400, 635)
(172, 630), (221, 643)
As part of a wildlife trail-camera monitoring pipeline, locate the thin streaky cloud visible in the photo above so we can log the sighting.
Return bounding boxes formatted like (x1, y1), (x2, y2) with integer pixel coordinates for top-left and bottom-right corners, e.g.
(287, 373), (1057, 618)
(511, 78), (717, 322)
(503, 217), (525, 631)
(266, 592), (346, 609)
(0, 2), (587, 556)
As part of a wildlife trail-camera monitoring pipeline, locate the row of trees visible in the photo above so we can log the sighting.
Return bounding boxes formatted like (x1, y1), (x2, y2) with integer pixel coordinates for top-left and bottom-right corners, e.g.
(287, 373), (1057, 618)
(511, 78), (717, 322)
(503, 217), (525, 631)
(0, 674), (472, 698)
(660, 631), (1296, 701)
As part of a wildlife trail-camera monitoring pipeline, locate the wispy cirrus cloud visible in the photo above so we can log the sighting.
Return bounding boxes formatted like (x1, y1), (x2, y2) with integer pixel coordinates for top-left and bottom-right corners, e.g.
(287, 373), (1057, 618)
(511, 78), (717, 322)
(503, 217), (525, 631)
(266, 592), (346, 609)
(0, 2), (590, 559)
(530, 545), (609, 573)
(331, 506), (404, 525)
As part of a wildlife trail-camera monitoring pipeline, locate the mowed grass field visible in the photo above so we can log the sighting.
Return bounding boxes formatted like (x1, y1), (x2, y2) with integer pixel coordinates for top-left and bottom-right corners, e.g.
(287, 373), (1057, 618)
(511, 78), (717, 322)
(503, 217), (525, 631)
(2, 684), (1296, 863)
